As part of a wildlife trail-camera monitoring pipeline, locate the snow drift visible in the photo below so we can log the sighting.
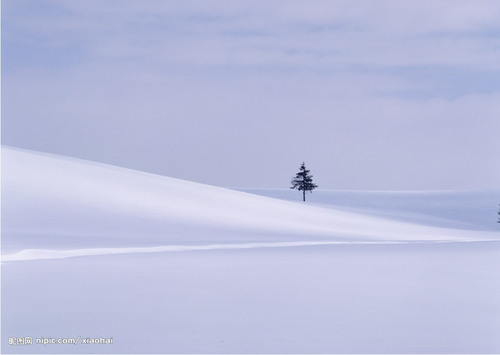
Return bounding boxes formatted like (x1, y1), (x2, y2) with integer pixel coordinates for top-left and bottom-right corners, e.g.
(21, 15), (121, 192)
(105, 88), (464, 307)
(2, 146), (498, 260)
(2, 146), (500, 354)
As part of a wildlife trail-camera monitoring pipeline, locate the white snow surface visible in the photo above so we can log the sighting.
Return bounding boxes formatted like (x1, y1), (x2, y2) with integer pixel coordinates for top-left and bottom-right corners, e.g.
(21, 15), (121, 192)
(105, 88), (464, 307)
(2, 146), (500, 354)
(2, 146), (498, 260)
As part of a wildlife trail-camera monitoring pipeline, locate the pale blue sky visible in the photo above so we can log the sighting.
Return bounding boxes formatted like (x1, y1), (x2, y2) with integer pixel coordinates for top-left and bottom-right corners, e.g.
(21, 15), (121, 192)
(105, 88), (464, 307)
(2, 0), (500, 189)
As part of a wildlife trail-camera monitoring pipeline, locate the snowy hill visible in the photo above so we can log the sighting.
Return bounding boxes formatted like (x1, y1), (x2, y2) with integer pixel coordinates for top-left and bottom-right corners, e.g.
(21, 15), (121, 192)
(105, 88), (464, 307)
(2, 146), (500, 354)
(2, 146), (499, 260)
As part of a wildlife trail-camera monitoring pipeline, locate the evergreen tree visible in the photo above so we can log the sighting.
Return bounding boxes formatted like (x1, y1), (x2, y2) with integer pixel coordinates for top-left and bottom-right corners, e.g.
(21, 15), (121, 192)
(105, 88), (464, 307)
(290, 162), (318, 201)
(498, 204), (500, 223)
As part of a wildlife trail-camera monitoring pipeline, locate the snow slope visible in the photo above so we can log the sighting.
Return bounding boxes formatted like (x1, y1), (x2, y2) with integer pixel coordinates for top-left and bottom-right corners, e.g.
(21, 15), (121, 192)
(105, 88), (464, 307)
(2, 146), (498, 260)
(237, 188), (500, 231)
(2, 146), (500, 354)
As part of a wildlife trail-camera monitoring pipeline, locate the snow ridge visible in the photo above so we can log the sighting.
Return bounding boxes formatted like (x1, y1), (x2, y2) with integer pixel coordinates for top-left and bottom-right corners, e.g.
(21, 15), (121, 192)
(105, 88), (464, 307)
(4, 239), (498, 262)
(2, 146), (499, 257)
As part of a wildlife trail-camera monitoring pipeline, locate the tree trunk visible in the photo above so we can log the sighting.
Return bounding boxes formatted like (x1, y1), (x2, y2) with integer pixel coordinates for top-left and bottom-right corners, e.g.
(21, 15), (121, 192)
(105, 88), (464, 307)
(303, 189), (305, 202)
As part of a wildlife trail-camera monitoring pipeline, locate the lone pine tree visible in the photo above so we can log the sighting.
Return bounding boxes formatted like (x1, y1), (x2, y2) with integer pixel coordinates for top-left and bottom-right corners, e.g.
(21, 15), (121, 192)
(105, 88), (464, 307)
(290, 162), (318, 201)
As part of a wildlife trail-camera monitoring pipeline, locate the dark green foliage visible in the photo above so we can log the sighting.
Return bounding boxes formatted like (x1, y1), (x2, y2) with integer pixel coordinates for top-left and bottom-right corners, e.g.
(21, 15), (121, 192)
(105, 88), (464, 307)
(290, 162), (318, 201)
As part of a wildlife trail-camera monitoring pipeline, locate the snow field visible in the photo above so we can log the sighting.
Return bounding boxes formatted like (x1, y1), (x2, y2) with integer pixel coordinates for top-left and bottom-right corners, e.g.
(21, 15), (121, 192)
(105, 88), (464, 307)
(2, 146), (500, 353)
(3, 243), (500, 353)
